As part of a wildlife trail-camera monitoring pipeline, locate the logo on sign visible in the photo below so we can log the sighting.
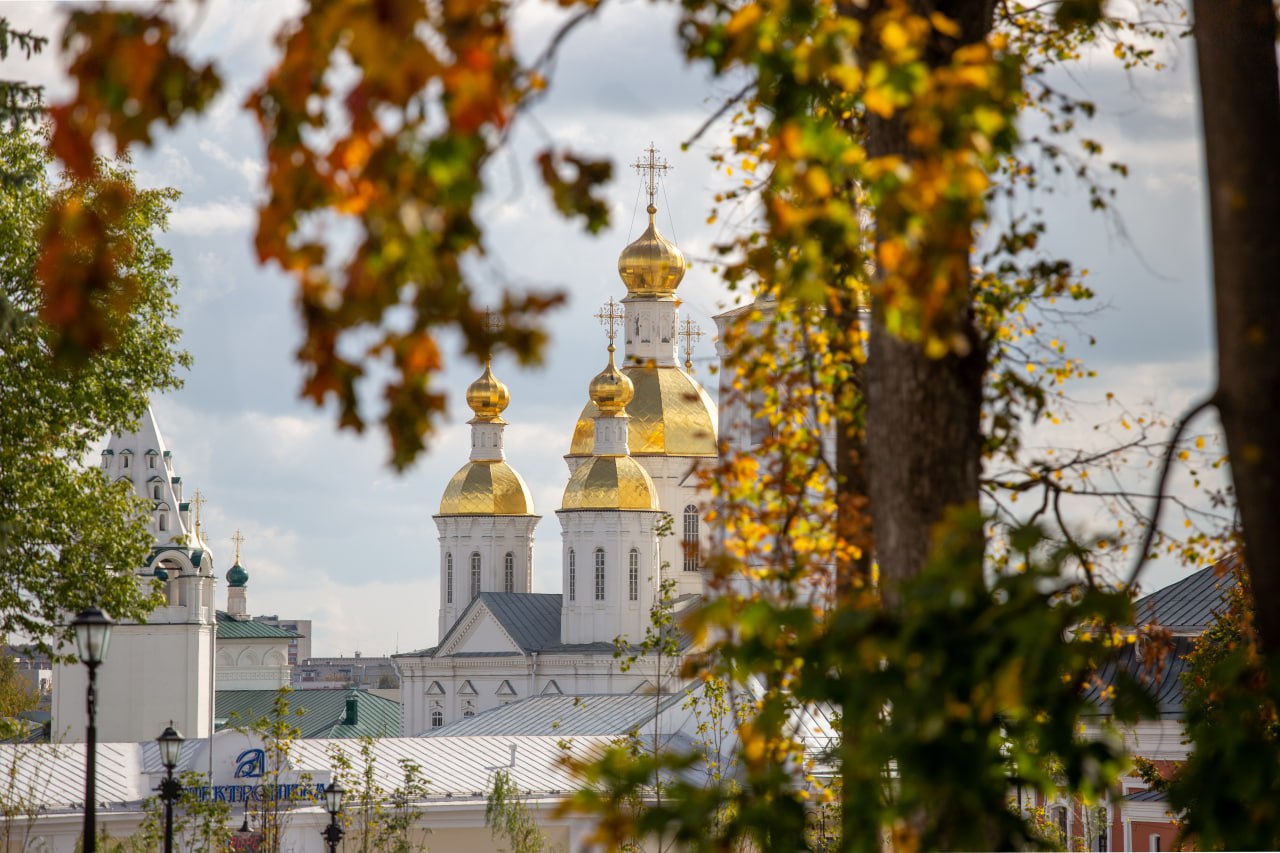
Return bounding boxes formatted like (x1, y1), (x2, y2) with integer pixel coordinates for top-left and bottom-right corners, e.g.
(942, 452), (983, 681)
(234, 749), (265, 779)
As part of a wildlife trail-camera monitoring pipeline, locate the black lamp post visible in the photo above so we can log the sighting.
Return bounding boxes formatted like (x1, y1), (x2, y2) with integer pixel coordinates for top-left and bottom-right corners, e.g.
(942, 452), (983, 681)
(72, 606), (114, 853)
(156, 723), (185, 853)
(321, 779), (346, 853)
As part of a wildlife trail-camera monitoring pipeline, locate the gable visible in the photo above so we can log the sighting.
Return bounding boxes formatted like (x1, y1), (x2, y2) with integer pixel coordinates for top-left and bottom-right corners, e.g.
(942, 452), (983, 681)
(437, 602), (523, 656)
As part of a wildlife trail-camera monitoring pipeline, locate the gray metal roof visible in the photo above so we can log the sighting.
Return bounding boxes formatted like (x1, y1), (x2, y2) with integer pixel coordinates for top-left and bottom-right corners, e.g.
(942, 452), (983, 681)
(396, 592), (699, 659)
(1124, 788), (1167, 802)
(424, 693), (689, 738)
(0, 735), (620, 810)
(1134, 556), (1238, 632)
(480, 592), (563, 650)
(1082, 636), (1196, 719)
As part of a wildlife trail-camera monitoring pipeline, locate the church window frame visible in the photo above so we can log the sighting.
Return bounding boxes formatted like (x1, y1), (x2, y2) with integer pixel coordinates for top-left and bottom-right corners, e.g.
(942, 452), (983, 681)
(683, 504), (700, 572)
(463, 701), (476, 718)
(147, 452), (157, 470)
(504, 552), (514, 593)
(568, 549), (576, 601)
(470, 552), (481, 600)
(629, 548), (640, 601)
(430, 709), (444, 729)
(594, 548), (606, 601)
(152, 484), (162, 500)
(121, 451), (131, 469)
(445, 553), (453, 604)
(158, 512), (168, 532)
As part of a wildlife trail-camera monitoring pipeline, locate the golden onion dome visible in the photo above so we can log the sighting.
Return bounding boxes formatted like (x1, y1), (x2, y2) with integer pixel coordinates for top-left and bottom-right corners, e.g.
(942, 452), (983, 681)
(588, 347), (634, 414)
(570, 365), (718, 457)
(465, 362), (510, 422)
(618, 206), (686, 298)
(560, 455), (659, 511)
(438, 460), (535, 515)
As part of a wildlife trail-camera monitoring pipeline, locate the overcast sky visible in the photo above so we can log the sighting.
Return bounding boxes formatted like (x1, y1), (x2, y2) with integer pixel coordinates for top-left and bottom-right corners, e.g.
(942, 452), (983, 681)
(1, 2), (1220, 657)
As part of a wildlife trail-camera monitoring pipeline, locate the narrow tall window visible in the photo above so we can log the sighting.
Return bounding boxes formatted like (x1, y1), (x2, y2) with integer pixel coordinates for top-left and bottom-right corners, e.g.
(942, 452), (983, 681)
(122, 454), (131, 469)
(152, 484), (162, 500)
(430, 709), (444, 728)
(504, 552), (515, 593)
(594, 548), (606, 601)
(683, 504), (700, 571)
(147, 455), (157, 469)
(568, 549), (576, 601)
(446, 553), (453, 604)
(158, 512), (168, 532)
(629, 548), (639, 601)
(470, 552), (481, 599)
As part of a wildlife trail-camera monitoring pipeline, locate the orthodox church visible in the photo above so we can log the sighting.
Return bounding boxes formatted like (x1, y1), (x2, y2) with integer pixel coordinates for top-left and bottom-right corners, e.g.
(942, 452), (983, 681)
(394, 152), (720, 734)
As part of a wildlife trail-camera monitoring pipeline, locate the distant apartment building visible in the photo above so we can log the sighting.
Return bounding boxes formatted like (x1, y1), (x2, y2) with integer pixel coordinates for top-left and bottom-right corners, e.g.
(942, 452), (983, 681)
(297, 652), (398, 691)
(252, 614), (312, 666)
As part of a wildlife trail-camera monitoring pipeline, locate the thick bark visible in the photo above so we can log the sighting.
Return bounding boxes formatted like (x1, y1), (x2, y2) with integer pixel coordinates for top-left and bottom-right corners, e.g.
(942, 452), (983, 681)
(866, 322), (986, 597)
(1192, 0), (1280, 654)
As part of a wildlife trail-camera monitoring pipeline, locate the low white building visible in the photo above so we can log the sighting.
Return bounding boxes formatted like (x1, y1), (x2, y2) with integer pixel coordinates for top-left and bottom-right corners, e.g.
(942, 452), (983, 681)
(0, 729), (622, 852)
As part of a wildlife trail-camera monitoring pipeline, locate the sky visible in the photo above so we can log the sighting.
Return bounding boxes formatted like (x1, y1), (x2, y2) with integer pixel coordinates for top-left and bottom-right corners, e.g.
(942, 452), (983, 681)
(1, 2), (1221, 657)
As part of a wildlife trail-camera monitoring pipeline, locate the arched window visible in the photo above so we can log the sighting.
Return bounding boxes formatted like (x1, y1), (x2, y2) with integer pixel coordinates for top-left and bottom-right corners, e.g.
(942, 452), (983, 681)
(430, 709), (444, 729)
(445, 553), (453, 604)
(629, 548), (640, 601)
(147, 452), (157, 469)
(158, 512), (168, 532)
(470, 552), (481, 599)
(504, 552), (514, 593)
(463, 701), (476, 718)
(152, 484), (162, 500)
(568, 549), (576, 601)
(594, 548), (606, 601)
(683, 504), (700, 572)
(121, 452), (131, 469)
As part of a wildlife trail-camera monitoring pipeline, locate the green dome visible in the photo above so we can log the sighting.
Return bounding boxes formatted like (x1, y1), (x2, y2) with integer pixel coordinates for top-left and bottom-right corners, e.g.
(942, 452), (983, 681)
(227, 563), (249, 588)
(154, 567), (169, 581)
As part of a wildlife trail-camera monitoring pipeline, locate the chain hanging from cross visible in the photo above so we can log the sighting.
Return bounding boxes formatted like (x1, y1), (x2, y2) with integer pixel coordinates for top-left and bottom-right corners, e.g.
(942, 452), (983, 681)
(679, 317), (703, 372)
(231, 529), (245, 563)
(191, 488), (207, 537)
(632, 143), (671, 212)
(595, 297), (624, 352)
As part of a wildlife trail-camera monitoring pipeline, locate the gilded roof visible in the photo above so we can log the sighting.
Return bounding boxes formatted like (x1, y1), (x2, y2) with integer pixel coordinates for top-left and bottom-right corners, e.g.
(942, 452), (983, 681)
(560, 456), (659, 511)
(570, 365), (718, 457)
(439, 460), (535, 515)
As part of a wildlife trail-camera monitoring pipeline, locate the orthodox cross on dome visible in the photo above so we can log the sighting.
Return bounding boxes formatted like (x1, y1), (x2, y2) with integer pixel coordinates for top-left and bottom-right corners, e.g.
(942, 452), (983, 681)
(482, 307), (504, 364)
(595, 297), (624, 352)
(191, 488), (207, 537)
(231, 529), (245, 563)
(679, 317), (703, 372)
(632, 143), (671, 210)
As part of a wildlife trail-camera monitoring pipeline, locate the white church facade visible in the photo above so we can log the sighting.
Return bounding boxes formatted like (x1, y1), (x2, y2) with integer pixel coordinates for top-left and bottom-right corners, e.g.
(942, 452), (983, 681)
(395, 160), (719, 735)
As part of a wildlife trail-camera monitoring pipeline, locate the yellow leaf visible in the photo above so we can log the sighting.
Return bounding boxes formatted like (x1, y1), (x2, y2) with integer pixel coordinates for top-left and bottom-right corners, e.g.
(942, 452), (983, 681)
(864, 86), (896, 118)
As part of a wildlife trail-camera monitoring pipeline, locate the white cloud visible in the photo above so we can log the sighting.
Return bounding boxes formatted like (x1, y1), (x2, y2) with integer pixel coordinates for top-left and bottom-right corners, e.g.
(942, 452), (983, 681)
(168, 199), (255, 235)
(197, 138), (264, 190)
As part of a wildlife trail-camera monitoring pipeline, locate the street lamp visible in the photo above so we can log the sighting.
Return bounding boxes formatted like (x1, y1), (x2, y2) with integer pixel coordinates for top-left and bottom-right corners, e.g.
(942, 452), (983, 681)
(72, 606), (114, 853)
(156, 723), (185, 853)
(321, 779), (346, 853)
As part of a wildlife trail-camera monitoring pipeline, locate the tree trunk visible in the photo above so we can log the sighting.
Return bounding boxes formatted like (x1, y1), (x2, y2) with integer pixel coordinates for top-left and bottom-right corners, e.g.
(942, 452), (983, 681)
(856, 0), (994, 601)
(1192, 0), (1280, 655)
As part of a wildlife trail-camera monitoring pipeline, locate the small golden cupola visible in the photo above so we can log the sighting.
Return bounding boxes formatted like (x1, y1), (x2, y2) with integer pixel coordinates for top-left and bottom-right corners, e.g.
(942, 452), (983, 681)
(617, 205), (686, 298)
(561, 327), (659, 512)
(438, 360), (534, 516)
(465, 362), (510, 423)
